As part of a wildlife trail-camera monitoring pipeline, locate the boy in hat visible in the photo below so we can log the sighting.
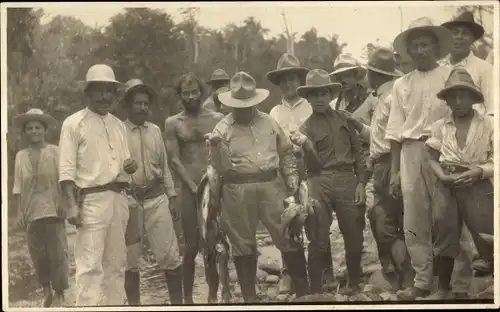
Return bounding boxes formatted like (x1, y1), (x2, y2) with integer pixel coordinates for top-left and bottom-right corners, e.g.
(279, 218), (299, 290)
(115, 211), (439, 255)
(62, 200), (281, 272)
(164, 72), (225, 304)
(13, 108), (69, 307)
(290, 69), (367, 295)
(267, 53), (323, 294)
(203, 69), (231, 113)
(358, 48), (415, 291)
(440, 11), (493, 117)
(59, 64), (138, 306)
(208, 72), (310, 302)
(424, 68), (493, 300)
(120, 79), (183, 305)
(386, 17), (455, 300)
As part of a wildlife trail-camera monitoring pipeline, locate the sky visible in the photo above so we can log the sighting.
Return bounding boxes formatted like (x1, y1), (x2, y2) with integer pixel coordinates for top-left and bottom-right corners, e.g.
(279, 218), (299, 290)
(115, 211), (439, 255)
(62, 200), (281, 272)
(28, 1), (497, 61)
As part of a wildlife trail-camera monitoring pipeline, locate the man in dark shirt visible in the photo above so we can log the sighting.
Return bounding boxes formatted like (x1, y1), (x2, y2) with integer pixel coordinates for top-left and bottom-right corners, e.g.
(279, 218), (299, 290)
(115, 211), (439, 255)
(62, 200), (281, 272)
(291, 69), (367, 295)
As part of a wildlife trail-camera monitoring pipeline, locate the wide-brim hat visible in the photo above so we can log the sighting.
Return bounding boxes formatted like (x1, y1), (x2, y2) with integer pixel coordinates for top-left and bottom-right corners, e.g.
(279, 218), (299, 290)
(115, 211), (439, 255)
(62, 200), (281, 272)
(364, 47), (404, 77)
(437, 68), (484, 103)
(207, 69), (230, 85)
(84, 64), (122, 92)
(118, 79), (157, 106)
(297, 69), (342, 99)
(393, 17), (452, 60)
(266, 53), (309, 85)
(13, 108), (56, 128)
(441, 11), (485, 41)
(218, 72), (270, 108)
(329, 54), (367, 80)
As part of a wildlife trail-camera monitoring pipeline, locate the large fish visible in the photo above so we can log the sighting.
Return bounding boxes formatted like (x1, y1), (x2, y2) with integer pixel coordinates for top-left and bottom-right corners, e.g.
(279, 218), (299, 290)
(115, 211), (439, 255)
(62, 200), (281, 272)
(281, 180), (315, 244)
(196, 165), (232, 303)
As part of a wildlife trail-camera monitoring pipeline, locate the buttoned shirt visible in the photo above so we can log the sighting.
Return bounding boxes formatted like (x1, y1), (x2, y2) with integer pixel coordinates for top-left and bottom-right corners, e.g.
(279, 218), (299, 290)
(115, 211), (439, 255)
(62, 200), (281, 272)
(385, 65), (452, 143)
(269, 97), (312, 135)
(368, 81), (395, 160)
(426, 110), (493, 185)
(59, 108), (131, 188)
(124, 119), (176, 196)
(299, 108), (366, 183)
(13, 144), (62, 222)
(211, 111), (297, 180)
(440, 51), (494, 115)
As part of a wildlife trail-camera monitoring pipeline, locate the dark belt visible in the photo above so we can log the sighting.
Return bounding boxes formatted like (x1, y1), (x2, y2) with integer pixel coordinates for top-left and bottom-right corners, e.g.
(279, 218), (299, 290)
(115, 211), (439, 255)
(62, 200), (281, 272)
(80, 182), (130, 196)
(223, 169), (278, 185)
(404, 135), (429, 143)
(129, 180), (165, 201)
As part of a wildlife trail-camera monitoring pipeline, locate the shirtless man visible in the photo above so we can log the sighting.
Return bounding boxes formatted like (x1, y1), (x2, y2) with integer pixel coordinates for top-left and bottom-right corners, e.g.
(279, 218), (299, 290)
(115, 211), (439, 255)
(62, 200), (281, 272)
(164, 73), (224, 304)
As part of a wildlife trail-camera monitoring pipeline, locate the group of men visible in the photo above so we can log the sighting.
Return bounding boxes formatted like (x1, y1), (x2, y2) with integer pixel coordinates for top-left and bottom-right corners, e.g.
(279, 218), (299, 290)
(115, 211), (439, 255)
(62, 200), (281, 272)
(13, 11), (494, 307)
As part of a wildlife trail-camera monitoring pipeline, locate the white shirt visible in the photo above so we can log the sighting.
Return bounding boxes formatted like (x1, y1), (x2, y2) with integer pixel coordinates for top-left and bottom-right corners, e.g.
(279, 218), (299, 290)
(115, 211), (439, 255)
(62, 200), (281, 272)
(269, 97), (312, 135)
(385, 65), (453, 143)
(440, 51), (494, 115)
(59, 108), (131, 188)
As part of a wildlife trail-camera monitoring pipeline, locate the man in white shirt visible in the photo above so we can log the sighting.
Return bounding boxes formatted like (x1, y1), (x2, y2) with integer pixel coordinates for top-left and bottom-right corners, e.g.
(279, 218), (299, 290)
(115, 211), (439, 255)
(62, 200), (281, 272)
(59, 64), (138, 306)
(387, 17), (453, 300)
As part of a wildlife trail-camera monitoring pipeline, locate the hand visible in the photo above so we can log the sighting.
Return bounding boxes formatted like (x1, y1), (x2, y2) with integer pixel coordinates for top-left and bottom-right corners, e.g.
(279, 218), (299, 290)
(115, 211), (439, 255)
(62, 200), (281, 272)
(205, 133), (223, 146)
(16, 213), (27, 231)
(67, 204), (82, 228)
(354, 183), (366, 206)
(453, 168), (482, 188)
(289, 130), (307, 146)
(189, 181), (199, 194)
(389, 171), (401, 199)
(287, 176), (299, 196)
(168, 195), (180, 221)
(440, 173), (461, 185)
(123, 158), (138, 174)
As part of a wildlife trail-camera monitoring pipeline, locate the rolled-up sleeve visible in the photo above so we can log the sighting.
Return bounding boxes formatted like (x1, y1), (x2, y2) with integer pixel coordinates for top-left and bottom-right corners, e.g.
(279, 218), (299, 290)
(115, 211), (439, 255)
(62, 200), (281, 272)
(385, 80), (405, 142)
(58, 120), (78, 182)
(425, 120), (444, 152)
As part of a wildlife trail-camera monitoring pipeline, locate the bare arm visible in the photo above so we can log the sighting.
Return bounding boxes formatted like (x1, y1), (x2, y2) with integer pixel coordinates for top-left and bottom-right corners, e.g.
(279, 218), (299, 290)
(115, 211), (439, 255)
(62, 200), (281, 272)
(164, 117), (198, 192)
(425, 145), (447, 180)
(158, 128), (178, 198)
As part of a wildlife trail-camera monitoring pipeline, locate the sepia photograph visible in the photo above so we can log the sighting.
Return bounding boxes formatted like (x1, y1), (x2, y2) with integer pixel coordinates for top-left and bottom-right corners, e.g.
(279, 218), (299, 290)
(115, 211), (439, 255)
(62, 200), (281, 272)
(1, 1), (498, 310)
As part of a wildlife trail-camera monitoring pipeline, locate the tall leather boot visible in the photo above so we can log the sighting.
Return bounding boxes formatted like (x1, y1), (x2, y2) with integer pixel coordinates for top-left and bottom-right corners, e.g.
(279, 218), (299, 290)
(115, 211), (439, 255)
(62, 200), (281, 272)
(307, 249), (325, 294)
(183, 250), (197, 304)
(234, 255), (257, 303)
(343, 251), (362, 295)
(283, 250), (310, 298)
(124, 270), (141, 306)
(165, 265), (184, 305)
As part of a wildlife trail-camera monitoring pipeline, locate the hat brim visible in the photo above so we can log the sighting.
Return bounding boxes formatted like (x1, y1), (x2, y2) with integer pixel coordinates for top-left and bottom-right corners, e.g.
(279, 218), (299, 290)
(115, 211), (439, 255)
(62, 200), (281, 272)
(119, 84), (157, 107)
(329, 66), (367, 80)
(365, 64), (404, 77)
(218, 89), (270, 108)
(393, 25), (452, 61)
(85, 79), (123, 92)
(207, 78), (230, 86)
(14, 113), (56, 128)
(441, 21), (485, 40)
(296, 83), (343, 99)
(266, 67), (310, 85)
(437, 84), (484, 103)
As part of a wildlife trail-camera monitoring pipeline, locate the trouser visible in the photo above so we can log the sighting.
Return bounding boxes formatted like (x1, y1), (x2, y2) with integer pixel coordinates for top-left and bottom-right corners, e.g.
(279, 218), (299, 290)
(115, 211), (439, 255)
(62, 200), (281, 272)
(306, 166), (365, 292)
(74, 190), (129, 306)
(177, 184), (218, 301)
(27, 217), (69, 293)
(126, 194), (182, 271)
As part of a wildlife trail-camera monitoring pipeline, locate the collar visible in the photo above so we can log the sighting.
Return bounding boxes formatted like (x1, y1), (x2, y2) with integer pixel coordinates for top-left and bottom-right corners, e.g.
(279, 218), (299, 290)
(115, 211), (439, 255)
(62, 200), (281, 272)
(443, 109), (482, 125)
(124, 118), (148, 130)
(375, 81), (394, 97)
(226, 110), (262, 126)
(85, 107), (109, 119)
(441, 51), (474, 67)
(281, 96), (306, 109)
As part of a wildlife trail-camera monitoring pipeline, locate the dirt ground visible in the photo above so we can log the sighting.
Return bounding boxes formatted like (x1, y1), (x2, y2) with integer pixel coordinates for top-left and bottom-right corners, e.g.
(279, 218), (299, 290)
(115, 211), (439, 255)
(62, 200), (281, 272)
(7, 215), (494, 308)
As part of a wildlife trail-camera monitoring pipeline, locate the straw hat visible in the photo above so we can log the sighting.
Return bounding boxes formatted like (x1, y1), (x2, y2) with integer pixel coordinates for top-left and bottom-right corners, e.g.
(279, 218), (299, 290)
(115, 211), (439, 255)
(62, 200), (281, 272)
(266, 53), (309, 85)
(13, 108), (56, 129)
(207, 69), (230, 86)
(119, 79), (156, 106)
(364, 48), (403, 77)
(296, 69), (342, 99)
(84, 64), (122, 92)
(330, 54), (367, 80)
(441, 11), (485, 41)
(437, 68), (484, 103)
(393, 17), (453, 60)
(218, 72), (270, 108)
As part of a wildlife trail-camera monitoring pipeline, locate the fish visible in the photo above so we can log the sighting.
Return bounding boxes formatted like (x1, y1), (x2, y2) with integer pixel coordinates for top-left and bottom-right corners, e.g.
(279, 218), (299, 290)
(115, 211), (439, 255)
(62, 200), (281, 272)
(281, 181), (312, 244)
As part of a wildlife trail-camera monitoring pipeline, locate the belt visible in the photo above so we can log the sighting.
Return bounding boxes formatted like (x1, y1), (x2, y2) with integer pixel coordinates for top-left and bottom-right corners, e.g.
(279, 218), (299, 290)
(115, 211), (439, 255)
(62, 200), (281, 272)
(80, 182), (130, 196)
(308, 164), (354, 177)
(129, 180), (165, 201)
(403, 135), (430, 143)
(223, 169), (278, 184)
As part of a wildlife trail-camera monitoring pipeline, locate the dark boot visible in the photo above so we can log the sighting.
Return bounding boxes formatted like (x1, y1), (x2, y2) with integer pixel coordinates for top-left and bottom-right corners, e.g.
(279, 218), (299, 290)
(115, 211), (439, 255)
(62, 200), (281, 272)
(323, 243), (335, 289)
(307, 250), (325, 294)
(183, 250), (197, 304)
(234, 255), (257, 303)
(165, 266), (184, 305)
(125, 270), (141, 306)
(283, 250), (310, 298)
(345, 251), (362, 290)
(426, 256), (454, 300)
